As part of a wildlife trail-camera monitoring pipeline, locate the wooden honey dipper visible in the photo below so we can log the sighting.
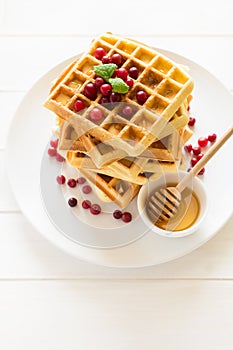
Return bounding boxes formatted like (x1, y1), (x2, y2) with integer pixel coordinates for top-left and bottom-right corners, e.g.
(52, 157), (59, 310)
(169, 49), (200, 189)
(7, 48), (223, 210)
(148, 125), (233, 222)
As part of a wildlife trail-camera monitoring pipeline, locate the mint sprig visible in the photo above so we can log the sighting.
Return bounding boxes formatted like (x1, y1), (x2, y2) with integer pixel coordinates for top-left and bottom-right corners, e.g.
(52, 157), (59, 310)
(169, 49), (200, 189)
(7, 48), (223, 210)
(94, 63), (129, 95)
(109, 78), (129, 94)
(94, 63), (117, 82)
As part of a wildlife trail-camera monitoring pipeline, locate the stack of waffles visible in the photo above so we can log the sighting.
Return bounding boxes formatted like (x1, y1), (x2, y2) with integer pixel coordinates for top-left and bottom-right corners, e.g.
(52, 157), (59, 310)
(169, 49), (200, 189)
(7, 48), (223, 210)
(44, 33), (194, 208)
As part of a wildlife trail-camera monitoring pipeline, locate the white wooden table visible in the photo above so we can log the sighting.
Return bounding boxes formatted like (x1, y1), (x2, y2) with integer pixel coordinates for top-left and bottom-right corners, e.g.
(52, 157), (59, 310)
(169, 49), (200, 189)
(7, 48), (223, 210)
(1, 0), (233, 348)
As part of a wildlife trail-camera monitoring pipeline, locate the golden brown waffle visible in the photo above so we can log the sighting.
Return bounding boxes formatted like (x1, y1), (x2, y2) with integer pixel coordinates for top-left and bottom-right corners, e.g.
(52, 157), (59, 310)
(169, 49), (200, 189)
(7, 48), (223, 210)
(67, 152), (148, 185)
(67, 151), (179, 185)
(66, 125), (191, 186)
(44, 33), (194, 156)
(58, 103), (188, 168)
(77, 168), (140, 209)
(62, 126), (177, 167)
(58, 118), (126, 166)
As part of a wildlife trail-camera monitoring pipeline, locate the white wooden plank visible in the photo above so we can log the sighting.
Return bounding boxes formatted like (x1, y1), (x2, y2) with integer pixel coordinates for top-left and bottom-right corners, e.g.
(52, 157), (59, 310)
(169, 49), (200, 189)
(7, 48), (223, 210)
(0, 151), (19, 211)
(0, 36), (89, 91)
(0, 280), (233, 349)
(0, 0), (233, 35)
(0, 212), (232, 279)
(0, 92), (24, 149)
(0, 36), (232, 92)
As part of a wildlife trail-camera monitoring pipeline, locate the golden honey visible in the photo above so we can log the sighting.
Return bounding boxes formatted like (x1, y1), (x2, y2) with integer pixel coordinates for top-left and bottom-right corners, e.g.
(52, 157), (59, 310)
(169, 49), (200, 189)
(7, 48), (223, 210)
(152, 185), (200, 232)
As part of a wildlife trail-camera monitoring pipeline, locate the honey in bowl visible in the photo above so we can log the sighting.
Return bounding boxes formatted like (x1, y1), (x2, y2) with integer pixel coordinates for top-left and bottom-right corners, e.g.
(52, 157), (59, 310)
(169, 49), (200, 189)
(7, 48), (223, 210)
(147, 184), (200, 232)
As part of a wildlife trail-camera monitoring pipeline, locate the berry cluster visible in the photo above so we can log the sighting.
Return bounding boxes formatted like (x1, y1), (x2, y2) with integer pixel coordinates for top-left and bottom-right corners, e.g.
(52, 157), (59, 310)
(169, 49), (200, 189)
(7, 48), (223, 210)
(82, 200), (101, 215)
(69, 198), (101, 215)
(184, 133), (217, 175)
(48, 138), (65, 162)
(56, 174), (100, 214)
(73, 47), (149, 121)
(113, 210), (132, 223)
(56, 174), (132, 220)
(56, 175), (92, 194)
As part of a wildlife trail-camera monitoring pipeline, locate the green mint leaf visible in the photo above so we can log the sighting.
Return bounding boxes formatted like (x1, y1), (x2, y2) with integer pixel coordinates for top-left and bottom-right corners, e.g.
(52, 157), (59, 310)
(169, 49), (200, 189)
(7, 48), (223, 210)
(109, 78), (129, 94)
(93, 63), (117, 82)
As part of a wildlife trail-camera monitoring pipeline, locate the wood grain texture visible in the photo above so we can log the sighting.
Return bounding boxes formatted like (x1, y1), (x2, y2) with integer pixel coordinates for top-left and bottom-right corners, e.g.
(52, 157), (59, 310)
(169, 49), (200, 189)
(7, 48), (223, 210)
(0, 92), (24, 149)
(0, 0), (232, 35)
(0, 151), (19, 211)
(0, 280), (233, 350)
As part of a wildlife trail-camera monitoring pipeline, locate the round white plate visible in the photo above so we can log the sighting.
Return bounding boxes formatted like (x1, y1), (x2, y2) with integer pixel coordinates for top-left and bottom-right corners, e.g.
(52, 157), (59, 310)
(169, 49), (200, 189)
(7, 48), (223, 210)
(6, 49), (233, 267)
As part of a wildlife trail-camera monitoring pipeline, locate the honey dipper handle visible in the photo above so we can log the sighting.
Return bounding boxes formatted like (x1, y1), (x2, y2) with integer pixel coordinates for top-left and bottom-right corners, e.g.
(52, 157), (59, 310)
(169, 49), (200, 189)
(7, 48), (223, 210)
(177, 125), (233, 193)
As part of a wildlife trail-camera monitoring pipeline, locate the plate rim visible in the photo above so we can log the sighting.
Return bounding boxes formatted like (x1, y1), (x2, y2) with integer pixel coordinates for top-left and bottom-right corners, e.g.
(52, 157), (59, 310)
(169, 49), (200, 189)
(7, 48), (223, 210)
(5, 47), (233, 268)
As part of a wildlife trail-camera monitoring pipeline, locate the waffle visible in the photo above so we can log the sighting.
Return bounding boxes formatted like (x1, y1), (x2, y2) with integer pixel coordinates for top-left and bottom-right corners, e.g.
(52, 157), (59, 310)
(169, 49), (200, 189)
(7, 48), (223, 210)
(67, 151), (179, 185)
(78, 168), (140, 209)
(58, 117), (126, 166)
(66, 124), (191, 186)
(62, 126), (178, 167)
(58, 101), (189, 168)
(44, 32), (194, 156)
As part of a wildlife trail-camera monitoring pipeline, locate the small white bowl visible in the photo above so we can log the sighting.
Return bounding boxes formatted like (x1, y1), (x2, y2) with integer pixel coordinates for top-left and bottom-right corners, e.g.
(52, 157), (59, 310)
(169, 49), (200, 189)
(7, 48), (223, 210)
(137, 171), (208, 238)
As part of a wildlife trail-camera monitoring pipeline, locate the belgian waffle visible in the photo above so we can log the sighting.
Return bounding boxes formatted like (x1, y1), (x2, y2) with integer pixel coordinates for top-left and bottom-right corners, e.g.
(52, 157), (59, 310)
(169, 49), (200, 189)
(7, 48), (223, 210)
(58, 117), (126, 166)
(67, 151), (178, 185)
(58, 103), (189, 167)
(77, 168), (140, 209)
(44, 32), (194, 156)
(66, 125), (191, 186)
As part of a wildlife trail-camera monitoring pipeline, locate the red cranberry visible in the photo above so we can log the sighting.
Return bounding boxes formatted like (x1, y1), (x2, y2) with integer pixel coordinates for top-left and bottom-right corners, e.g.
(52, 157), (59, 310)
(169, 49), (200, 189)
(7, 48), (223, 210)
(84, 83), (97, 100)
(111, 53), (122, 66)
(208, 133), (217, 142)
(113, 210), (122, 219)
(109, 92), (121, 103)
(56, 175), (66, 185)
(94, 47), (106, 60)
(56, 153), (65, 162)
(184, 144), (192, 153)
(126, 77), (134, 88)
(188, 117), (196, 127)
(82, 185), (92, 194)
(90, 203), (101, 215)
(48, 148), (57, 157)
(136, 90), (148, 105)
(77, 177), (86, 184)
(198, 137), (208, 148)
(74, 99), (85, 112)
(192, 146), (201, 156)
(115, 68), (128, 81)
(99, 96), (109, 104)
(67, 178), (77, 188)
(95, 76), (105, 88)
(198, 168), (205, 175)
(187, 105), (190, 111)
(68, 197), (78, 207)
(89, 107), (103, 122)
(50, 139), (59, 149)
(121, 212), (132, 223)
(122, 105), (133, 118)
(100, 83), (112, 96)
(102, 55), (112, 64)
(82, 200), (91, 209)
(197, 153), (204, 161)
(190, 157), (198, 167)
(129, 67), (139, 79)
